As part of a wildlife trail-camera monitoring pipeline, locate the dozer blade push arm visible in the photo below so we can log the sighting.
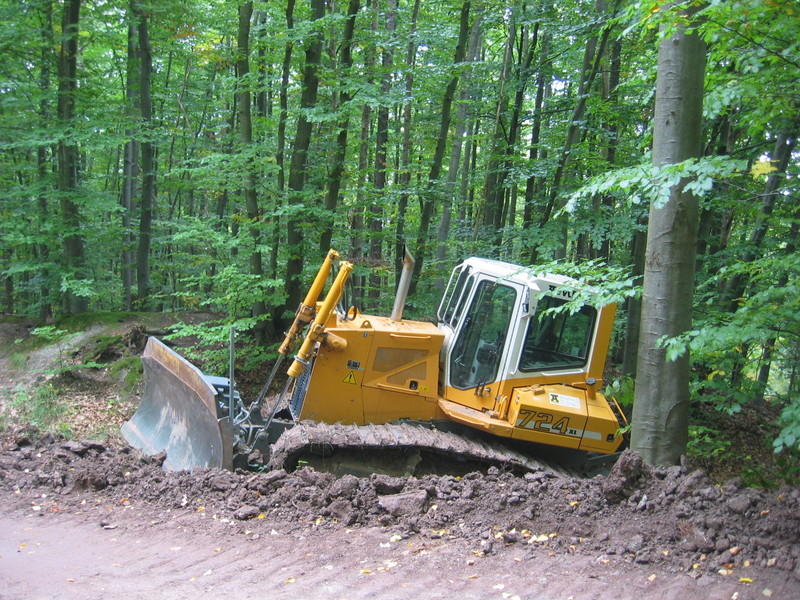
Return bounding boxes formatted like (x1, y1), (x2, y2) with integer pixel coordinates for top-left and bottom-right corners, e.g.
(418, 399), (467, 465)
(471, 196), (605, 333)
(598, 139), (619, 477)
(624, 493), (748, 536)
(278, 249), (340, 356)
(287, 260), (353, 378)
(263, 259), (353, 433)
(254, 250), (342, 416)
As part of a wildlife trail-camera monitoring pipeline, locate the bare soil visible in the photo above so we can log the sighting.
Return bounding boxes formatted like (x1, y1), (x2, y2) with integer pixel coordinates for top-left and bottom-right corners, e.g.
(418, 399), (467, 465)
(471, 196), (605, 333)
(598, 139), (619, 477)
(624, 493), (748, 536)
(0, 318), (798, 600)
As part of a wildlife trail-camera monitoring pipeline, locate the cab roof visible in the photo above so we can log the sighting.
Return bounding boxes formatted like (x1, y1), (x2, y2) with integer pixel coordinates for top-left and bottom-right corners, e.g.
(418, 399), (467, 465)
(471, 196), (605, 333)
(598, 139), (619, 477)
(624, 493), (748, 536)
(458, 257), (581, 293)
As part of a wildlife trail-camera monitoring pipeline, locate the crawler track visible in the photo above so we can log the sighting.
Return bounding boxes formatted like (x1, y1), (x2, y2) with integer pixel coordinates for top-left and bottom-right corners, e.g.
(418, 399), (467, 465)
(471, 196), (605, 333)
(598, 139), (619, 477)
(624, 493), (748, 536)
(267, 421), (579, 478)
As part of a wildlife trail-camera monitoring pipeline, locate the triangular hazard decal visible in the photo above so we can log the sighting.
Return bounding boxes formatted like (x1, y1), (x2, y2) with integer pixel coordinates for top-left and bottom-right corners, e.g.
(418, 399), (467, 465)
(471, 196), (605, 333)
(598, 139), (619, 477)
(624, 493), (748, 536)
(342, 371), (357, 385)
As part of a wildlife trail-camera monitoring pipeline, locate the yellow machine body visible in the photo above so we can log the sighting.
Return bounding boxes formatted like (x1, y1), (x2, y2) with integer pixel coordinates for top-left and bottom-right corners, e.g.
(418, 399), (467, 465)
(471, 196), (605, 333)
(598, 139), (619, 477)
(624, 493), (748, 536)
(297, 313), (444, 425)
(293, 255), (625, 455)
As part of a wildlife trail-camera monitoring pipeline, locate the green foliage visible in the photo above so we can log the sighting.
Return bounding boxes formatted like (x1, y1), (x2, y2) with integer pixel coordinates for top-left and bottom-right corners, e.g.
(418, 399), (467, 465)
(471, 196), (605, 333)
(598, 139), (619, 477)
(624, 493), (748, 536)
(526, 259), (642, 312)
(687, 424), (733, 461)
(166, 319), (273, 375)
(108, 356), (143, 397)
(740, 451), (800, 489)
(565, 156), (748, 211)
(656, 251), (799, 431)
(0, 0), (796, 467)
(604, 376), (636, 408)
(30, 326), (71, 345)
(775, 400), (800, 454)
(60, 276), (98, 301)
(28, 326), (76, 374)
(25, 325), (102, 375)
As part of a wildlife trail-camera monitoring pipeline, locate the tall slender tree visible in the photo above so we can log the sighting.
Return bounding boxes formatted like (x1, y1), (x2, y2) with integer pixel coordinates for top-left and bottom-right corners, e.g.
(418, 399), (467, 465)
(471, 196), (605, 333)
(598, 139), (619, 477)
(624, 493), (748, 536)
(410, 0), (471, 292)
(57, 0), (88, 314)
(283, 0), (325, 325)
(133, 1), (154, 308)
(631, 6), (706, 466)
(368, 0), (397, 304)
(121, 11), (140, 312)
(237, 1), (270, 342)
(320, 0), (361, 255)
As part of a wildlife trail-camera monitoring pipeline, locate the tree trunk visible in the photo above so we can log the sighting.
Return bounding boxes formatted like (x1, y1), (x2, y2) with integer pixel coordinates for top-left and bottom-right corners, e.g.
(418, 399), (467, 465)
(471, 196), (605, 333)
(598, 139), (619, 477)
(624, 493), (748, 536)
(538, 0), (617, 231)
(621, 216), (646, 377)
(271, 0), (295, 278)
(276, 0), (295, 195)
(755, 211), (799, 404)
(57, 0), (88, 314)
(722, 113), (798, 392)
(368, 0), (396, 305)
(410, 0), (471, 294)
(237, 1), (270, 342)
(38, 0), (55, 319)
(121, 13), (140, 312)
(255, 10), (270, 120)
(631, 8), (706, 466)
(350, 103), (372, 300)
(320, 0), (360, 255)
(482, 16), (516, 238)
(2, 248), (12, 313)
(434, 4), (483, 289)
(283, 0), (325, 327)
(523, 33), (551, 262)
(394, 0), (421, 284)
(723, 116), (799, 310)
(134, 2), (154, 309)
(595, 37), (621, 260)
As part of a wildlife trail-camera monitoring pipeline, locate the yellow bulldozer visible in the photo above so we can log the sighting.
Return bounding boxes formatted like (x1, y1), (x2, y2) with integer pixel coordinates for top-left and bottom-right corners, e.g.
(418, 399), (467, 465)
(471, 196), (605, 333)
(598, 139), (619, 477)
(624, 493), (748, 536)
(122, 249), (626, 475)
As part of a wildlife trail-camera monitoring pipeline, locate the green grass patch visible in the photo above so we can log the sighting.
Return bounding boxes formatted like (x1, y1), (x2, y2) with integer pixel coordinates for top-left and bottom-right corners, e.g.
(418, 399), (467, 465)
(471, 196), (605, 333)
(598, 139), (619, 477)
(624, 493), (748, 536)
(108, 356), (143, 394)
(8, 384), (73, 436)
(9, 352), (28, 370)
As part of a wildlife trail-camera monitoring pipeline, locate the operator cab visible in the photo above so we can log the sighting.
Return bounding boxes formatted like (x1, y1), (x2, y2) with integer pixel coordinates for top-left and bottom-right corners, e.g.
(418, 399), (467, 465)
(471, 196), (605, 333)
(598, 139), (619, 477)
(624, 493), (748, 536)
(436, 257), (614, 406)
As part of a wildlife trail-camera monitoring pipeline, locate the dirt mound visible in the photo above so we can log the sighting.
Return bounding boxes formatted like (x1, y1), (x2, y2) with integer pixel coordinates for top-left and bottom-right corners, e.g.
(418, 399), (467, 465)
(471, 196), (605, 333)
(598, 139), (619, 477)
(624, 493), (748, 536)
(2, 430), (798, 585)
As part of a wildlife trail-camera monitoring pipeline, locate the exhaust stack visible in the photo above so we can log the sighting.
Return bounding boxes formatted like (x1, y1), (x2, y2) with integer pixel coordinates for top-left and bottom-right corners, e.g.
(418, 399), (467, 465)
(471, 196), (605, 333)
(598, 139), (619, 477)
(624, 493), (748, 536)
(391, 247), (415, 321)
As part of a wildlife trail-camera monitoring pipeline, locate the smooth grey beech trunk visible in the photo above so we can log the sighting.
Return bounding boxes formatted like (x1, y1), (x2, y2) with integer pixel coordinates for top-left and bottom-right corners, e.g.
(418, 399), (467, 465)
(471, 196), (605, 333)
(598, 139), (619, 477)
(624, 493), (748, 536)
(631, 11), (706, 466)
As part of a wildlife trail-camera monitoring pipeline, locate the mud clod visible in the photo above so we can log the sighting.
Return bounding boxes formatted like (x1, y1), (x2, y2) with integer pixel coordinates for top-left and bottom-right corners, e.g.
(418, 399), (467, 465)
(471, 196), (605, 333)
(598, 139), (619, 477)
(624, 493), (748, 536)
(378, 489), (429, 517)
(371, 473), (406, 494)
(234, 505), (260, 520)
(601, 449), (651, 503)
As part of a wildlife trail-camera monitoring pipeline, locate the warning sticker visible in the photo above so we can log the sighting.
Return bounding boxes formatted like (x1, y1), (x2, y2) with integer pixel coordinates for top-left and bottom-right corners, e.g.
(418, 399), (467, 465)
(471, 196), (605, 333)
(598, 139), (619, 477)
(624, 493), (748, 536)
(342, 371), (358, 385)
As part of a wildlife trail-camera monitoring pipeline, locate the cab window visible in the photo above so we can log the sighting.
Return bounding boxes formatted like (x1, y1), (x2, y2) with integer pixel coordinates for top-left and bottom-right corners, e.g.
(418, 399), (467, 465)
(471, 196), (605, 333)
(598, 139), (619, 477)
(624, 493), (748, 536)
(439, 265), (472, 327)
(519, 296), (595, 371)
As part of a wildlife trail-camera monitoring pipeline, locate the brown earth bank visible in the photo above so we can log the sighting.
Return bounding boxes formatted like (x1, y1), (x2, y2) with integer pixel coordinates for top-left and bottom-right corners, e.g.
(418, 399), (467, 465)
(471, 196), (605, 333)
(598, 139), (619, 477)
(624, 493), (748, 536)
(0, 430), (798, 600)
(0, 317), (798, 599)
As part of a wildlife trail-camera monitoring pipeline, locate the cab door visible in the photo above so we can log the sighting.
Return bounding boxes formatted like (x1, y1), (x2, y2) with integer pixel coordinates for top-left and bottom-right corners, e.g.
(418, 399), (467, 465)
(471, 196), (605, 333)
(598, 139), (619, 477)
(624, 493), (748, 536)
(441, 276), (521, 411)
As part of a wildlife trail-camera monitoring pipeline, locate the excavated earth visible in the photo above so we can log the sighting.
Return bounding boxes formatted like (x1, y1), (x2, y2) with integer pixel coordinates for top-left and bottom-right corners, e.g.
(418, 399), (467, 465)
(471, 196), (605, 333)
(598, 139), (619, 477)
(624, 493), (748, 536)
(0, 319), (799, 599)
(1, 430), (799, 600)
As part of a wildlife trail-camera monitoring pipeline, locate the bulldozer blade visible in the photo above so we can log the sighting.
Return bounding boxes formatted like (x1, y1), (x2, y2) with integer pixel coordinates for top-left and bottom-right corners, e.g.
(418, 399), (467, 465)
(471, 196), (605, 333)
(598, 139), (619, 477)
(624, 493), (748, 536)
(122, 337), (231, 471)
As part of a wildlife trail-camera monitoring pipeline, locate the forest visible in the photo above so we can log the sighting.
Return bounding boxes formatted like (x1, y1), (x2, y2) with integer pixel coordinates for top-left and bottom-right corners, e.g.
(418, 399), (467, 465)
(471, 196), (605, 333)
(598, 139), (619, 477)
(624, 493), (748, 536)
(0, 0), (798, 471)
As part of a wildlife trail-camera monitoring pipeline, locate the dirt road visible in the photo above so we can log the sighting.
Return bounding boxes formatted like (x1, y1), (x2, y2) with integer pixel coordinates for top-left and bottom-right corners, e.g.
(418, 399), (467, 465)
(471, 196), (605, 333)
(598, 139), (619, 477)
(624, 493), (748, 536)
(1, 496), (789, 600)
